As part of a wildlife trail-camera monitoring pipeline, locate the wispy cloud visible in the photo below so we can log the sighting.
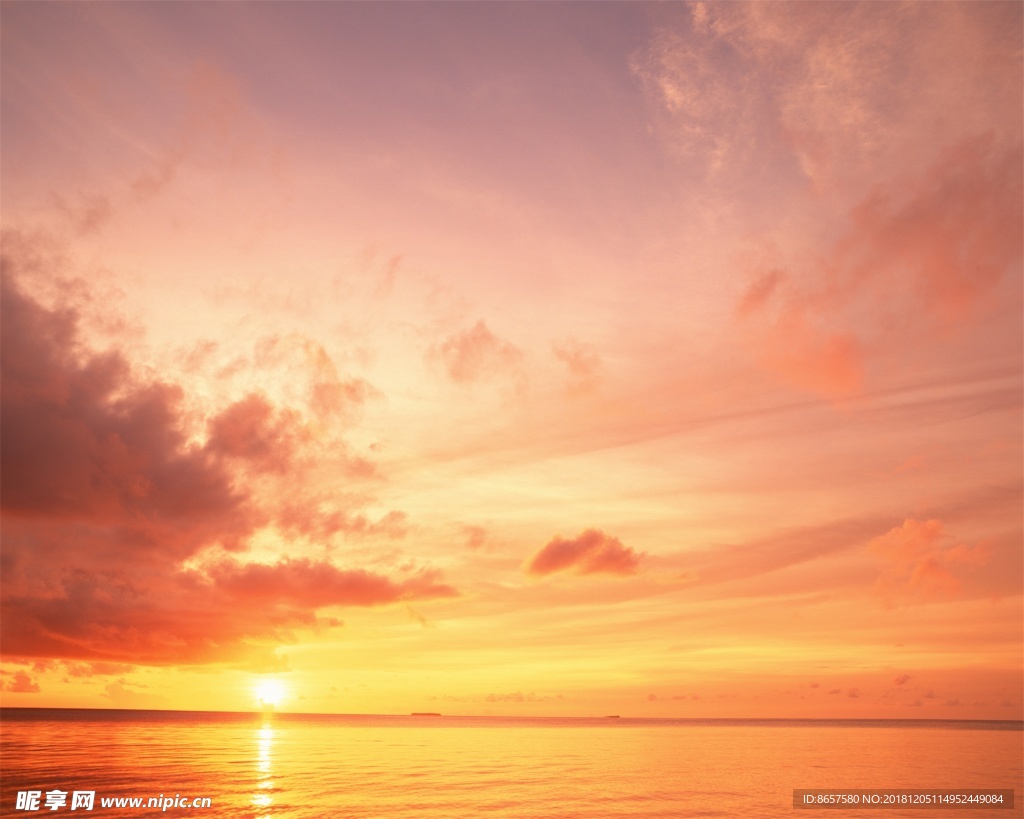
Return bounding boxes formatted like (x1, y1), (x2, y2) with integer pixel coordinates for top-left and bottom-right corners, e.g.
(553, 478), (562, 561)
(737, 135), (1022, 397)
(552, 340), (602, 395)
(434, 320), (524, 386)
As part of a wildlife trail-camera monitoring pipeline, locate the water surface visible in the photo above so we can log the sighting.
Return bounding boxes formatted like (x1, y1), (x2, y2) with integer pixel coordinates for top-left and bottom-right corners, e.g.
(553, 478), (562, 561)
(2, 710), (1020, 818)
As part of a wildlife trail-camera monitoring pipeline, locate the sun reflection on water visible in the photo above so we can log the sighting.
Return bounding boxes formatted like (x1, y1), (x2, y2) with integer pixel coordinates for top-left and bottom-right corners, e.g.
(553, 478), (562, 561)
(252, 723), (274, 817)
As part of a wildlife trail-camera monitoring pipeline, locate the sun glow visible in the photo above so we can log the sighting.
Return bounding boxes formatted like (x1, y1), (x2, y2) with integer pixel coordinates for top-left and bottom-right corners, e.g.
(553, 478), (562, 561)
(253, 678), (287, 709)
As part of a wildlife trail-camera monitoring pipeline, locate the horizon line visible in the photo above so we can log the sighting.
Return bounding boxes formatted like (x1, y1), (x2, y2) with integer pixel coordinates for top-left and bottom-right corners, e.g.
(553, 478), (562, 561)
(1, 706), (1021, 725)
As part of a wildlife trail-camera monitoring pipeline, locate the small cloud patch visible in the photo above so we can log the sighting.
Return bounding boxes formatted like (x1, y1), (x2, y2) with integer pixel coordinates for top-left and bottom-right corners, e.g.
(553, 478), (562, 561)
(525, 529), (642, 577)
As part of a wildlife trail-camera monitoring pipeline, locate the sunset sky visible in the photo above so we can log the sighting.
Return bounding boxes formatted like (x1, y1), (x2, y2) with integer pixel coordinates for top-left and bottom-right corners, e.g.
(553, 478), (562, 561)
(1, 1), (1021, 719)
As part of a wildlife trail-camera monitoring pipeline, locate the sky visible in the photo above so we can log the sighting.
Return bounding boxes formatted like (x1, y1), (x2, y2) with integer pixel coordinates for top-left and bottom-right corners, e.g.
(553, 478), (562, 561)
(0, 1), (1021, 719)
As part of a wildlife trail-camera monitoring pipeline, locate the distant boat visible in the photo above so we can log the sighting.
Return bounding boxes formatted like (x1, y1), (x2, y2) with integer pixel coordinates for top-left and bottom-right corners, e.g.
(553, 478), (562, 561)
(411, 712), (441, 716)
(604, 715), (620, 718)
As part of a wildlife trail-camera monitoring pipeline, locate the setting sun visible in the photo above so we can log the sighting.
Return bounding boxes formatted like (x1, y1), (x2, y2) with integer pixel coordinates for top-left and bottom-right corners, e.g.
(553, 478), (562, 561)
(254, 679), (287, 710)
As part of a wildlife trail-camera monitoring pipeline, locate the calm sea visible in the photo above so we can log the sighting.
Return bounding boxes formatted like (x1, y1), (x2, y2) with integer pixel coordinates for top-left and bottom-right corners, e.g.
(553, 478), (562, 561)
(1, 710), (1020, 818)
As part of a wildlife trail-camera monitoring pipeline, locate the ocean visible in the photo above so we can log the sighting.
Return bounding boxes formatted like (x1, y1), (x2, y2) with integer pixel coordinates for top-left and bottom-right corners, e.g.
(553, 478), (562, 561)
(1, 710), (1020, 818)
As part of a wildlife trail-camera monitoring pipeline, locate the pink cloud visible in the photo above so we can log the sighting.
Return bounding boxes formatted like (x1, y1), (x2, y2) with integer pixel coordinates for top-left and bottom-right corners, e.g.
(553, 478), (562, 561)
(1, 555), (455, 665)
(205, 394), (303, 474)
(634, 3), (1020, 192)
(552, 340), (601, 394)
(275, 504), (407, 543)
(462, 524), (488, 550)
(664, 516), (887, 592)
(756, 311), (864, 398)
(849, 136), (1021, 322)
(3, 670), (41, 693)
(132, 58), (256, 201)
(736, 268), (785, 318)
(309, 378), (375, 420)
(525, 529), (642, 577)
(630, 14), (753, 175)
(206, 558), (456, 608)
(179, 339), (219, 373)
(738, 135), (1021, 398)
(52, 192), (114, 235)
(869, 519), (988, 604)
(251, 334), (377, 423)
(436, 320), (523, 385)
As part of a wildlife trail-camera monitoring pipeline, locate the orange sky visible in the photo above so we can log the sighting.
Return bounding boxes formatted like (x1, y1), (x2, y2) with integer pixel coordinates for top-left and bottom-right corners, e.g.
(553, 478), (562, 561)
(1, 2), (1021, 719)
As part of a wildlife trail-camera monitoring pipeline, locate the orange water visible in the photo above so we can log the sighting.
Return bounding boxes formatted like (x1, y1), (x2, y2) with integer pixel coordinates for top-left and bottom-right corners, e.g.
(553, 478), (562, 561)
(1, 711), (1020, 818)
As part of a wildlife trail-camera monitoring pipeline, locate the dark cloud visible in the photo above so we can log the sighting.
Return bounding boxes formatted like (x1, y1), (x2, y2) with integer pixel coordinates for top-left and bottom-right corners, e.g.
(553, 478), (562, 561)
(0, 255), (249, 555)
(2, 555), (454, 665)
(0, 242), (455, 668)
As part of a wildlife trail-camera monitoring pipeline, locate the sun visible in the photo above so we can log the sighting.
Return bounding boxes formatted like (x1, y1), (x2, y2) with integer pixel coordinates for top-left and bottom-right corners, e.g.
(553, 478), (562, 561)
(253, 678), (287, 709)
